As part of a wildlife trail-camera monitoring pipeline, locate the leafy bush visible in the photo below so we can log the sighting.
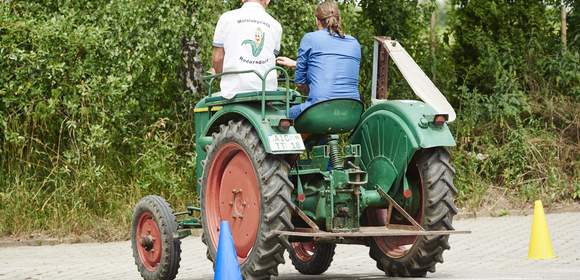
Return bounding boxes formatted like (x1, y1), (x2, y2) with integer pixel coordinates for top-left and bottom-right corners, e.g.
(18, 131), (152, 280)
(0, 0), (578, 239)
(0, 0), (196, 238)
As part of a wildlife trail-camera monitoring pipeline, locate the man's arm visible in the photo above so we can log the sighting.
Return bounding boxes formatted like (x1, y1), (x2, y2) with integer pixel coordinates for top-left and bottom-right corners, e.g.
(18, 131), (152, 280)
(212, 47), (225, 74)
(211, 14), (227, 74)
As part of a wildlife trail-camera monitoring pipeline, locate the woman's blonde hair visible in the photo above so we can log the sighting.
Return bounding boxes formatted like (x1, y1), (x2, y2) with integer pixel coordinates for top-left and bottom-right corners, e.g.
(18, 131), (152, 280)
(315, 1), (345, 38)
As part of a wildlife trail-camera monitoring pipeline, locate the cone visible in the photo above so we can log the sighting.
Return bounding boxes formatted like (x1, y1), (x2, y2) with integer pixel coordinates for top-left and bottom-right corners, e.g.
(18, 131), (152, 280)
(215, 220), (243, 280)
(528, 200), (556, 260)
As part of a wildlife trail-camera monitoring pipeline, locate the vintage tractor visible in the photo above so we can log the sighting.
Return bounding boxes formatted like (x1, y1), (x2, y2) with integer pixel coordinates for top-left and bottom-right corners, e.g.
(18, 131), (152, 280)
(130, 37), (468, 280)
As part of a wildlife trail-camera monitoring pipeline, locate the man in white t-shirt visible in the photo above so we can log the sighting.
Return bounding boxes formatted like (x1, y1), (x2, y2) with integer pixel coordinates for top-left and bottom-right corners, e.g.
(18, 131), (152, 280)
(211, 0), (282, 99)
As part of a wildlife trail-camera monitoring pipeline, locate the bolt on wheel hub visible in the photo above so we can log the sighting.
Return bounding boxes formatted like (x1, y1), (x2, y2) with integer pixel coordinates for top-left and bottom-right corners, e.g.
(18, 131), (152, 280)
(136, 212), (162, 271)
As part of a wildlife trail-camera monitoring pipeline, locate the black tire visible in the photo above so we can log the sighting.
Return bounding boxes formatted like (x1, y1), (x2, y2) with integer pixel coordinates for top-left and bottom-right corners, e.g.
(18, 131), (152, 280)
(369, 148), (458, 277)
(200, 120), (294, 280)
(131, 195), (181, 280)
(289, 242), (336, 275)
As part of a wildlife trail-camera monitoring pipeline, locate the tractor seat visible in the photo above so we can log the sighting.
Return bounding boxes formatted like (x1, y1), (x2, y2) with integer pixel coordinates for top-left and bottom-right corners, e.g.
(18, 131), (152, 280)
(294, 99), (364, 134)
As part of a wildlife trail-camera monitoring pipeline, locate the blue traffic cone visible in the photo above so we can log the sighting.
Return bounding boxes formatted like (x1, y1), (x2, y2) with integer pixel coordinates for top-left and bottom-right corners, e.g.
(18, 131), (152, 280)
(215, 220), (242, 280)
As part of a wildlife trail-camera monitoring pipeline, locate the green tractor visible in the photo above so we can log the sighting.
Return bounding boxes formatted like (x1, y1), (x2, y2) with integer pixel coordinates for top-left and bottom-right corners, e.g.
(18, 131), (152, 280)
(130, 37), (468, 280)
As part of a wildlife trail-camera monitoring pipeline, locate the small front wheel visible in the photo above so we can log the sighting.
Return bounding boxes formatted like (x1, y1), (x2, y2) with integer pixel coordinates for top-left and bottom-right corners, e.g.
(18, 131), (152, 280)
(131, 195), (181, 280)
(290, 241), (336, 275)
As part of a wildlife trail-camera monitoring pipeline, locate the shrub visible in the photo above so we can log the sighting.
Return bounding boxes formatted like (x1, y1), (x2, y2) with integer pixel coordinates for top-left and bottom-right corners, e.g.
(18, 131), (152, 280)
(0, 0), (196, 238)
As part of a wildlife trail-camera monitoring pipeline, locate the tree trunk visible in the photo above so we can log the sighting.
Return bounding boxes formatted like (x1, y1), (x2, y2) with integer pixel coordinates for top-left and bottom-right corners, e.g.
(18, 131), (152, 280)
(430, 9), (438, 81)
(181, 36), (203, 97)
(561, 1), (567, 51)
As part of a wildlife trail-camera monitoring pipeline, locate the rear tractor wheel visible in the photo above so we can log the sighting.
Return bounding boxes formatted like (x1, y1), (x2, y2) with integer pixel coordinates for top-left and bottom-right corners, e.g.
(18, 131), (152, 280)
(131, 195), (181, 280)
(290, 241), (336, 275)
(200, 120), (294, 280)
(367, 148), (458, 277)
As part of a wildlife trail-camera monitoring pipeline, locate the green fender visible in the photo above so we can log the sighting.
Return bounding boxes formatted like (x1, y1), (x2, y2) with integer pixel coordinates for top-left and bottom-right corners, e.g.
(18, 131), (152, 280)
(194, 100), (304, 193)
(349, 100), (455, 194)
(203, 104), (302, 153)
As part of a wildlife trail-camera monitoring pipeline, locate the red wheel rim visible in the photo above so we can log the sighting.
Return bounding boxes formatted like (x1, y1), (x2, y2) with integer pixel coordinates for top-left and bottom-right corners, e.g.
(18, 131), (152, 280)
(368, 174), (424, 259)
(205, 142), (261, 263)
(136, 212), (162, 271)
(291, 241), (316, 262)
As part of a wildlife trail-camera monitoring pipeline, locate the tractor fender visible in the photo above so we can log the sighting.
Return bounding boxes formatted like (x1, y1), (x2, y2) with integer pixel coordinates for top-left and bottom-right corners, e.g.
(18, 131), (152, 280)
(354, 100), (456, 149)
(349, 100), (455, 193)
(202, 103), (304, 155)
(193, 101), (303, 194)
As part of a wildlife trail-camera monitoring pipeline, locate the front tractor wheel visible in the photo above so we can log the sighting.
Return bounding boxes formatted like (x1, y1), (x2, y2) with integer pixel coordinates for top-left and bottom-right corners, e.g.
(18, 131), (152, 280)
(290, 241), (336, 275)
(201, 120), (294, 280)
(367, 148), (458, 277)
(131, 195), (181, 280)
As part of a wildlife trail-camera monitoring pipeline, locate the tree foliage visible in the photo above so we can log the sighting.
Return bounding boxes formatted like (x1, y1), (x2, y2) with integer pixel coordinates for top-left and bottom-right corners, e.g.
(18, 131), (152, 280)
(450, 1), (559, 93)
(0, 0), (578, 238)
(1, 0), (197, 237)
(445, 0), (579, 206)
(566, 0), (580, 51)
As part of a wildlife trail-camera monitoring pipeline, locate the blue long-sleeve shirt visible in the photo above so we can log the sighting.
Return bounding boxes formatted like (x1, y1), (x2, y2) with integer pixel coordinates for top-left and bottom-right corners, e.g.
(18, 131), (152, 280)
(290, 29), (361, 119)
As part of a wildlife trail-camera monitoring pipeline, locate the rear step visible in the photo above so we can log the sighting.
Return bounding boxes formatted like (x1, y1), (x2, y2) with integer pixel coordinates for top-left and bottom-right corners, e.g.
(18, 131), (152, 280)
(274, 226), (470, 238)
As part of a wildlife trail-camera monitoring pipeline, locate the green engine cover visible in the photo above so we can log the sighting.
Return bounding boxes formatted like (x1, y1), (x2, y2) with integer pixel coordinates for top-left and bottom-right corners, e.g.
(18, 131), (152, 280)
(350, 100), (456, 194)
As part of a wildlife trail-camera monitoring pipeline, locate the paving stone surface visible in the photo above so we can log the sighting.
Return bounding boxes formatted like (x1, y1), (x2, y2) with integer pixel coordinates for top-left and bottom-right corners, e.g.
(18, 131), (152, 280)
(1, 212), (579, 280)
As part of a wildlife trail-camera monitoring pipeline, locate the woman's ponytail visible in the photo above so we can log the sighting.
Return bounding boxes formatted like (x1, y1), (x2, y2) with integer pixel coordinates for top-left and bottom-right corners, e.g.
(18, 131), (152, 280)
(316, 1), (345, 38)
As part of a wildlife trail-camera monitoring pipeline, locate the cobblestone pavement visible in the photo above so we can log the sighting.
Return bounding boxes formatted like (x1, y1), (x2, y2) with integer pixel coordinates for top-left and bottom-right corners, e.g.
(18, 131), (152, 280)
(1, 212), (579, 280)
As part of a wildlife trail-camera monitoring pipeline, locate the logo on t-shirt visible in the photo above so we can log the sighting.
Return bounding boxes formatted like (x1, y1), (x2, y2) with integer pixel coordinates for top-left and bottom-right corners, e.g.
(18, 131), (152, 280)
(242, 28), (265, 57)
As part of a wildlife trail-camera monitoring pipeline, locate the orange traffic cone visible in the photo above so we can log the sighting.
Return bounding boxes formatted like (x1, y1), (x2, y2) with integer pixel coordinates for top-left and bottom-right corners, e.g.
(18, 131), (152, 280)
(528, 200), (556, 260)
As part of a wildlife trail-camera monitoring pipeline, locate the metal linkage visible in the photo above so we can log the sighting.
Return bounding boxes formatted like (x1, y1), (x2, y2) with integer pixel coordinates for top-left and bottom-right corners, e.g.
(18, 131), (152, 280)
(174, 205), (202, 239)
(375, 186), (425, 231)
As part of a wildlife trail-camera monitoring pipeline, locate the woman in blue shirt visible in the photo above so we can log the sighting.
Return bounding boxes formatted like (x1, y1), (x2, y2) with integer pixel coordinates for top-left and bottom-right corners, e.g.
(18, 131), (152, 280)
(277, 1), (361, 119)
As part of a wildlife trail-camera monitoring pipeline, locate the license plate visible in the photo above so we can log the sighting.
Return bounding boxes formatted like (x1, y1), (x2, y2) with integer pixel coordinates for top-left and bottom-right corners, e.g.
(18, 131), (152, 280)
(268, 134), (305, 152)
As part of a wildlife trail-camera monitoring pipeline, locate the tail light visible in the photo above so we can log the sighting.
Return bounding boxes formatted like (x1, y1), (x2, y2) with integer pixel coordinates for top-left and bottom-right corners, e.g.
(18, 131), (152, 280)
(433, 114), (448, 126)
(278, 119), (293, 131)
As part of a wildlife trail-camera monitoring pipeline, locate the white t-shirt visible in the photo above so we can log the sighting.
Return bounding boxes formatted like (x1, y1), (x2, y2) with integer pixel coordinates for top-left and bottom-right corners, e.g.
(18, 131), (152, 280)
(213, 2), (282, 99)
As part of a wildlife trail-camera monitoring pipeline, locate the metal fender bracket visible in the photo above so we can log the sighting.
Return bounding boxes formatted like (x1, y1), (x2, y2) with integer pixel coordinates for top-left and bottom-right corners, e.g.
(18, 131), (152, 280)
(371, 36), (456, 122)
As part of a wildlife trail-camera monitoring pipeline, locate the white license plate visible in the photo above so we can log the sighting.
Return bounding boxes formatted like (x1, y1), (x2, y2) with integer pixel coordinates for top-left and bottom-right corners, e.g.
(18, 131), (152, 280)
(268, 134), (305, 152)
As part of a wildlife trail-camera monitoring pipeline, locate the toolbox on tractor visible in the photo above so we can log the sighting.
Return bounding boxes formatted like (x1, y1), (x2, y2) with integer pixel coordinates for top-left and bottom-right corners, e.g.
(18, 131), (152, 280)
(131, 37), (470, 280)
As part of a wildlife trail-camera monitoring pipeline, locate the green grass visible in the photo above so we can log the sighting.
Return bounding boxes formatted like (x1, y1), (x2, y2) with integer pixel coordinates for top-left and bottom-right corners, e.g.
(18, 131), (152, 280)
(0, 127), (197, 241)
(451, 95), (579, 210)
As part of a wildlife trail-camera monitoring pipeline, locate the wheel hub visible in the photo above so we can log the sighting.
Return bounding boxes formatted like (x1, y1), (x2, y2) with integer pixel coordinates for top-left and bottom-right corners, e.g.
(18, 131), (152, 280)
(136, 212), (162, 271)
(141, 235), (155, 251)
(206, 143), (261, 262)
(230, 188), (247, 219)
(292, 241), (316, 262)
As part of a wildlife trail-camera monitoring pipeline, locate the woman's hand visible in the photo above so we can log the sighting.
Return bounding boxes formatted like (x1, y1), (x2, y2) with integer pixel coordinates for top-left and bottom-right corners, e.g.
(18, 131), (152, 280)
(276, 56), (297, 68)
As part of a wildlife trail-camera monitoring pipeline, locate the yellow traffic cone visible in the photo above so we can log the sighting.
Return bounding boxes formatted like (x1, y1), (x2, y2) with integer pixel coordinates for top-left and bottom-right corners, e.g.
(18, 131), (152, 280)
(528, 200), (556, 260)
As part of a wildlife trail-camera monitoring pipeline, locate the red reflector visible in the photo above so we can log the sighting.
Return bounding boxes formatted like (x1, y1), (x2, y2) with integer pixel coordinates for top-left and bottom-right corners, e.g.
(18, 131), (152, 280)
(433, 115), (447, 126)
(403, 189), (413, 199)
(278, 119), (292, 131)
(297, 193), (305, 202)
